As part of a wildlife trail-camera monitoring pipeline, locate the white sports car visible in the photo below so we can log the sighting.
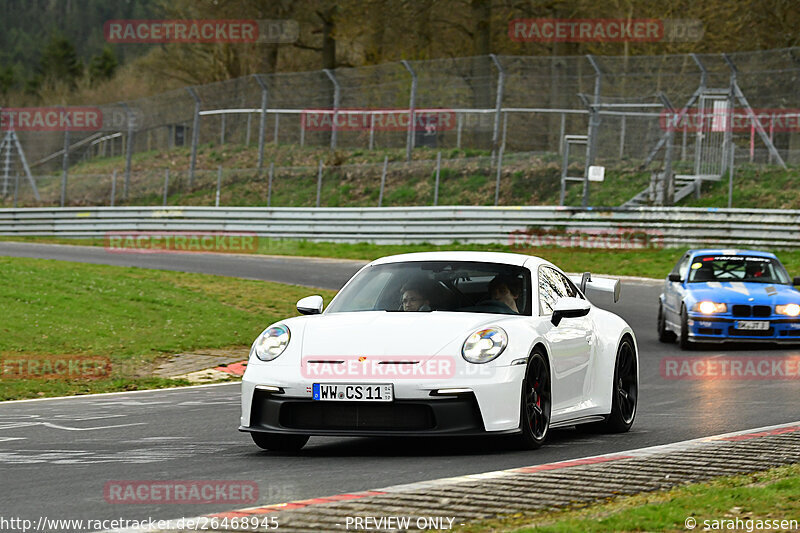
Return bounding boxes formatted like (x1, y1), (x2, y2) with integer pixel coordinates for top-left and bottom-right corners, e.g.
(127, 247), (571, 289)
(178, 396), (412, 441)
(240, 252), (638, 451)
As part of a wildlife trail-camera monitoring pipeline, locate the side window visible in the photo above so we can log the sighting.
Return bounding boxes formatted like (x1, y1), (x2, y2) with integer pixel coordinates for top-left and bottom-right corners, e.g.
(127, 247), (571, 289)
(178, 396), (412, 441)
(676, 255), (691, 280)
(539, 267), (572, 315)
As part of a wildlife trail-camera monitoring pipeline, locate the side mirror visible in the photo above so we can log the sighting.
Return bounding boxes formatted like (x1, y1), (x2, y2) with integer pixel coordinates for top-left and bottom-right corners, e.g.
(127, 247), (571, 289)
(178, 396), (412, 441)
(668, 273), (682, 283)
(551, 297), (591, 327)
(297, 295), (323, 315)
(793, 277), (800, 286)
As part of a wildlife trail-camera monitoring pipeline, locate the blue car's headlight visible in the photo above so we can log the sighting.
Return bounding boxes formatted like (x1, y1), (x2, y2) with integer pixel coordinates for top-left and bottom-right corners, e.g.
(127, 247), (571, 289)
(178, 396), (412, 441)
(252, 324), (290, 361)
(692, 301), (727, 314)
(776, 304), (800, 317)
(462, 327), (507, 364)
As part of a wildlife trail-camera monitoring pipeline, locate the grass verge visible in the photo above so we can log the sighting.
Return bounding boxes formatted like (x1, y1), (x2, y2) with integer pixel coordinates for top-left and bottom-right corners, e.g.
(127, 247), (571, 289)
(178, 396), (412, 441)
(455, 464), (800, 532)
(4, 236), (800, 280)
(0, 256), (336, 400)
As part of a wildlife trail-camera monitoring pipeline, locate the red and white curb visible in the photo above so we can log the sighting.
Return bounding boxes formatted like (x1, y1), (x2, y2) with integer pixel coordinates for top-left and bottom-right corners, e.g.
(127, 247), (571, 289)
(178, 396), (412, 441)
(103, 420), (800, 532)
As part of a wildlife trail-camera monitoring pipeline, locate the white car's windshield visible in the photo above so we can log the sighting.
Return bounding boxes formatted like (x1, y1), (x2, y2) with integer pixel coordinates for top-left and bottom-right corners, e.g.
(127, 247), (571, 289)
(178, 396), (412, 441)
(326, 261), (533, 315)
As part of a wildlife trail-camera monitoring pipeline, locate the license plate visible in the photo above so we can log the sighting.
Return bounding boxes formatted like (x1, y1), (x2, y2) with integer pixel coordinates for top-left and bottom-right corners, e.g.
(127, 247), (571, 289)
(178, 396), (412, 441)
(735, 321), (769, 331)
(312, 383), (393, 402)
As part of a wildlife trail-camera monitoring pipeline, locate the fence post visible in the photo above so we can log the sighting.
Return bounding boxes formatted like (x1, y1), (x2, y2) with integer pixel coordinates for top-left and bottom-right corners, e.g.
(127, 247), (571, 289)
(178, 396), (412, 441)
(728, 144), (735, 208)
(619, 115), (626, 159)
(110, 169), (116, 207)
(433, 151), (441, 206)
(489, 54), (505, 164)
(13, 170), (19, 208)
(273, 113), (280, 145)
(369, 113), (375, 150)
(220, 114), (226, 145)
(494, 143), (504, 206)
(122, 103), (135, 197)
(456, 113), (463, 149)
(316, 160), (323, 207)
(215, 166), (222, 207)
(163, 169), (170, 206)
(253, 75), (269, 170)
(401, 60), (417, 162)
(245, 113), (252, 146)
(378, 155), (387, 207)
(60, 126), (69, 207)
(582, 55), (602, 209)
(187, 87), (201, 188)
(558, 113), (566, 154)
(768, 114), (775, 165)
(323, 69), (340, 150)
(267, 162), (274, 207)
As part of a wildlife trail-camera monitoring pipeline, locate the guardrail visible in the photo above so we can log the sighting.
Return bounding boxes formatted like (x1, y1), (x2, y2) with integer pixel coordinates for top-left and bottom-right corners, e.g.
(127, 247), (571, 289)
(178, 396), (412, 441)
(0, 206), (799, 249)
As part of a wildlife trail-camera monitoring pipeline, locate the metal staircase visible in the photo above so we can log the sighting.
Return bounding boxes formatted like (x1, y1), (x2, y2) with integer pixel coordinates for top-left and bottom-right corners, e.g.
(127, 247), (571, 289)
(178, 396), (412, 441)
(0, 129), (41, 202)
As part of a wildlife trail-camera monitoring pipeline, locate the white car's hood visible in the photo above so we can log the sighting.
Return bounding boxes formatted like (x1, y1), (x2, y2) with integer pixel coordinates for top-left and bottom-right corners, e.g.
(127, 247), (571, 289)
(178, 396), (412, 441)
(300, 311), (512, 359)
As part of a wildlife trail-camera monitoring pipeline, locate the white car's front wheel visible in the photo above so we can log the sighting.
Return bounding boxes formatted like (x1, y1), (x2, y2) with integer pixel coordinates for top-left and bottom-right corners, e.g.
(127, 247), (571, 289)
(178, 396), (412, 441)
(251, 432), (309, 452)
(517, 350), (551, 449)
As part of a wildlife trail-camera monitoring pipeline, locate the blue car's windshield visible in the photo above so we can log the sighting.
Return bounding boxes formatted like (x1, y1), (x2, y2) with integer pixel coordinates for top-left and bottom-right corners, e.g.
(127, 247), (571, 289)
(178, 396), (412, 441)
(688, 255), (791, 284)
(326, 261), (532, 315)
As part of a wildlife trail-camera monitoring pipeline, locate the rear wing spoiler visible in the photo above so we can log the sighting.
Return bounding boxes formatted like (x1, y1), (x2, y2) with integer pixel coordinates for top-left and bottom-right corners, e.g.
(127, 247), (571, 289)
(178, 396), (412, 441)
(568, 272), (621, 303)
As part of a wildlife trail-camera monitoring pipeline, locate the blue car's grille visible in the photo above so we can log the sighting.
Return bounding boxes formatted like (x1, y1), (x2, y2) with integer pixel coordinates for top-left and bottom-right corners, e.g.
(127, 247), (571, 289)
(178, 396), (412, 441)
(732, 305), (750, 317)
(731, 305), (771, 318)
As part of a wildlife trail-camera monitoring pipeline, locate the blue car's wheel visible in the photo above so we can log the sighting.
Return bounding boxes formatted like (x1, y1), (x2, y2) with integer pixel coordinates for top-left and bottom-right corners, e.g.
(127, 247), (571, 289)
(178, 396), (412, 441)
(658, 302), (676, 343)
(679, 306), (693, 350)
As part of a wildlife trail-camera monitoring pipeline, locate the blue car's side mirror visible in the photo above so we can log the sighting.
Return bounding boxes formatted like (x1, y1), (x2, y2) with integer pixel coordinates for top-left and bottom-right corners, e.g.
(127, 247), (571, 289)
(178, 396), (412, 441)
(793, 276), (800, 286)
(668, 273), (682, 283)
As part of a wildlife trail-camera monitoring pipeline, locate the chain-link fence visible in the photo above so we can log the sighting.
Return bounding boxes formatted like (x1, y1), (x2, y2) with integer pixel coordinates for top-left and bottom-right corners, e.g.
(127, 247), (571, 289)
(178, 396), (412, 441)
(3, 48), (800, 208)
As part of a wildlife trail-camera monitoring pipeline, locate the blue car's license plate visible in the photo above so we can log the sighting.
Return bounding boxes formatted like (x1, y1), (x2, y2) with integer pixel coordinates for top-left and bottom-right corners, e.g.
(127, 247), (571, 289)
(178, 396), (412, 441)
(735, 321), (769, 331)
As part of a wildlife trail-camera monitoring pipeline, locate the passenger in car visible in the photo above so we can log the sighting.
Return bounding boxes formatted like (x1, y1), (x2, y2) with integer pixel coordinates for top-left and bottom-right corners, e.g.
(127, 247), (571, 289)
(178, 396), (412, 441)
(488, 275), (522, 313)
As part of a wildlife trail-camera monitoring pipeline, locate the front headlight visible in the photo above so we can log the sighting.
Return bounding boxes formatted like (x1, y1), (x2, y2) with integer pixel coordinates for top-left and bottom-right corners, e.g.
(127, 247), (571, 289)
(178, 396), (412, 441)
(692, 301), (727, 314)
(252, 324), (290, 361)
(776, 303), (800, 317)
(462, 327), (507, 364)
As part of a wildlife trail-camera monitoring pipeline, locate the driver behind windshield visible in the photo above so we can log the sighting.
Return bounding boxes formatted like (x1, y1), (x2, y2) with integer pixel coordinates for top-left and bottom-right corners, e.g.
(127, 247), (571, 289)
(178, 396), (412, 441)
(488, 275), (522, 313)
(400, 280), (433, 311)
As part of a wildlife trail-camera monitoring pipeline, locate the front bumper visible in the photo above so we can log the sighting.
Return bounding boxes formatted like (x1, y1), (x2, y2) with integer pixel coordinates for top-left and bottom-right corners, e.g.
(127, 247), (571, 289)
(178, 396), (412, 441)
(239, 389), (521, 437)
(240, 361), (527, 434)
(687, 314), (800, 343)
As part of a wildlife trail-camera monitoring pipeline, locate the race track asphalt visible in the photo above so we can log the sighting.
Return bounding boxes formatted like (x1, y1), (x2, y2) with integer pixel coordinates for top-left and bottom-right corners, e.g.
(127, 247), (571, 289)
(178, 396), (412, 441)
(1, 241), (798, 528)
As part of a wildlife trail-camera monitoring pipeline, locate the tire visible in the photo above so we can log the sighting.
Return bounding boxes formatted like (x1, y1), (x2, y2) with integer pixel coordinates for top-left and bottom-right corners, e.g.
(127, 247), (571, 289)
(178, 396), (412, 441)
(657, 302), (677, 343)
(585, 337), (638, 433)
(679, 306), (693, 350)
(251, 432), (309, 452)
(517, 350), (551, 449)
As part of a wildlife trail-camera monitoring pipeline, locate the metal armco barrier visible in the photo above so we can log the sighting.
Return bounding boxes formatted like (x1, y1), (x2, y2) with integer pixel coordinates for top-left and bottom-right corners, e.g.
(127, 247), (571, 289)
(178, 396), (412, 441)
(0, 206), (799, 249)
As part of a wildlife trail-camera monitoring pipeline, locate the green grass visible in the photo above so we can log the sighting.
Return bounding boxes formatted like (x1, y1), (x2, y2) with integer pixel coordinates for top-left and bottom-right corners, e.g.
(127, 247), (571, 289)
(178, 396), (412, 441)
(456, 464), (800, 532)
(6, 236), (800, 280)
(684, 164), (800, 209)
(0, 256), (336, 400)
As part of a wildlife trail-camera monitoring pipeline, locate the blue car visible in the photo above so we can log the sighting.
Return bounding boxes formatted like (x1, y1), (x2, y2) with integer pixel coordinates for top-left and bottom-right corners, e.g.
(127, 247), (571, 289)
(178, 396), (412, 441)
(658, 249), (800, 349)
